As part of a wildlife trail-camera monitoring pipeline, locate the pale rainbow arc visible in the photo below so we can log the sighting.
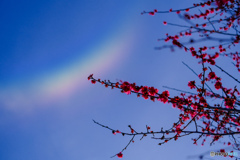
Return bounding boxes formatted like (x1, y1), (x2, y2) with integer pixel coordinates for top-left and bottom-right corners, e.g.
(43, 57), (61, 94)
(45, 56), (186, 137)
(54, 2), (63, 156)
(0, 26), (138, 111)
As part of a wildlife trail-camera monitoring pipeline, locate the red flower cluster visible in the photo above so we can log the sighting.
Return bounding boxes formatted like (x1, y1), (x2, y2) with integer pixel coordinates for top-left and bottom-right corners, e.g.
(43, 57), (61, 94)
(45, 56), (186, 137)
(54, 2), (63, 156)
(214, 81), (222, 90)
(172, 39), (182, 48)
(119, 82), (162, 100)
(188, 81), (196, 89)
(208, 71), (216, 79)
(224, 98), (236, 109)
(116, 152), (123, 158)
(120, 82), (132, 95)
(158, 90), (170, 103)
(149, 9), (158, 16)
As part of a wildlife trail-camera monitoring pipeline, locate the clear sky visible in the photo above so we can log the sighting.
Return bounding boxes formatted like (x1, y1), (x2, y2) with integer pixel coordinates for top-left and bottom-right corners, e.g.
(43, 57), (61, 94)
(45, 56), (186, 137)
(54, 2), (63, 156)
(0, 0), (237, 160)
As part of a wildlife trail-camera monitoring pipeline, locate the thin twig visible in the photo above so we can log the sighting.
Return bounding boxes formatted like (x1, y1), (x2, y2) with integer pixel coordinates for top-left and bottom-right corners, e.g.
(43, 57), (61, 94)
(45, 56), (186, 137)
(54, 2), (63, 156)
(215, 64), (240, 84)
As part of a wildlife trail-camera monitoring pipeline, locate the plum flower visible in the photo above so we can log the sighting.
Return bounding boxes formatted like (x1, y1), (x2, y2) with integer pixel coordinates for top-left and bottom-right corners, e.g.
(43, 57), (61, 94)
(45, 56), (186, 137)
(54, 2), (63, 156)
(117, 152), (123, 158)
(215, 81), (222, 90)
(188, 81), (196, 89)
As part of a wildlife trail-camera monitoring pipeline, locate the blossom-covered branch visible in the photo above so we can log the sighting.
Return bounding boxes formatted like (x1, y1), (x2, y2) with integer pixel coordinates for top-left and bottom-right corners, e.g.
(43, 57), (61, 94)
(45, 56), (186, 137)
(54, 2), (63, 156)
(89, 0), (240, 159)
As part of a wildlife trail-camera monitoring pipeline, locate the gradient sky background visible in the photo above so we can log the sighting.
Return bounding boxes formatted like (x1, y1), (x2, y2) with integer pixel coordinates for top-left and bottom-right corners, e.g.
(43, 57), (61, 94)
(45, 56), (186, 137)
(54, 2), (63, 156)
(0, 0), (238, 160)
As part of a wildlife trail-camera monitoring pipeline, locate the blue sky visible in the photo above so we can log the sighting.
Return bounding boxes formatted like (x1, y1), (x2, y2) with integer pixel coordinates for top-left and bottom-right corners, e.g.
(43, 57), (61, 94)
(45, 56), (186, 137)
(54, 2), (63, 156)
(0, 0), (237, 159)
